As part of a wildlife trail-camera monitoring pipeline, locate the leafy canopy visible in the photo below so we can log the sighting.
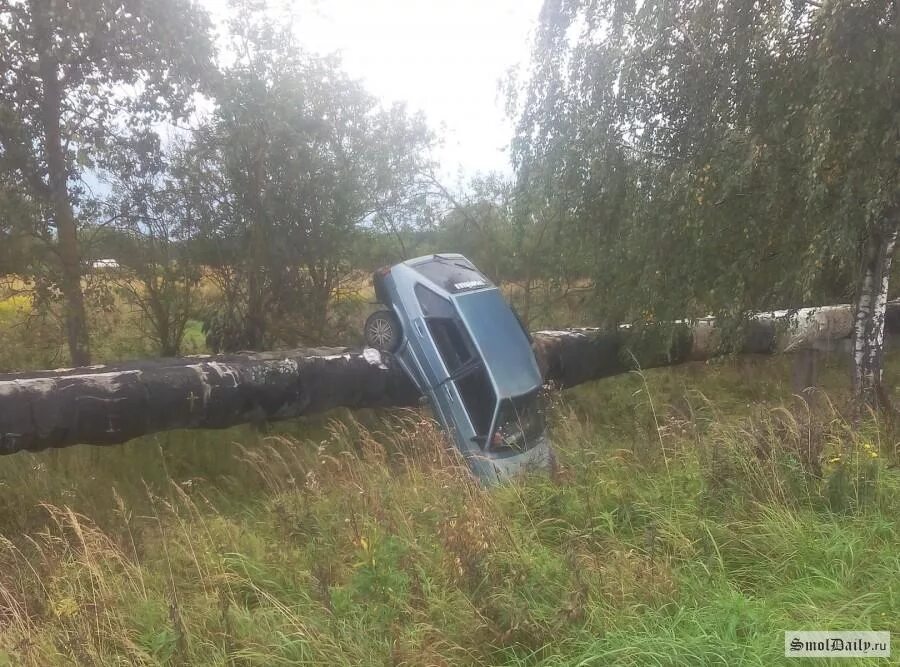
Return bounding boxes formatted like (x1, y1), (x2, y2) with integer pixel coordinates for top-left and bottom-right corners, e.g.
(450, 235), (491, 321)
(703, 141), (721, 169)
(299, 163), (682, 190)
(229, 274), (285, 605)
(514, 0), (899, 325)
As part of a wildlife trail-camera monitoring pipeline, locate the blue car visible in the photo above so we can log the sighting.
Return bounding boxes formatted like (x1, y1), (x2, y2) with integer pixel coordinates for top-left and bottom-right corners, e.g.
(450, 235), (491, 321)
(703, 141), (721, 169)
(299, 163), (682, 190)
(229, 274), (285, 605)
(364, 253), (552, 483)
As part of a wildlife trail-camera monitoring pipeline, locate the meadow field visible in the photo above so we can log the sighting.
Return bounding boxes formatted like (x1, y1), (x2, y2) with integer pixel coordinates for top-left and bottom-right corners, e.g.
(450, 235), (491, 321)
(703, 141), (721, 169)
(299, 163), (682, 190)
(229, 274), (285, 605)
(0, 343), (897, 665)
(1, 0), (896, 662)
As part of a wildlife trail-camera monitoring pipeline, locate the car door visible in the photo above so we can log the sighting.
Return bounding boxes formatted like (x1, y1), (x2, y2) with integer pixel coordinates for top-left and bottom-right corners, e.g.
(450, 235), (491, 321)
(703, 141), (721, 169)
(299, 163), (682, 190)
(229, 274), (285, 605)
(413, 285), (469, 380)
(412, 284), (495, 440)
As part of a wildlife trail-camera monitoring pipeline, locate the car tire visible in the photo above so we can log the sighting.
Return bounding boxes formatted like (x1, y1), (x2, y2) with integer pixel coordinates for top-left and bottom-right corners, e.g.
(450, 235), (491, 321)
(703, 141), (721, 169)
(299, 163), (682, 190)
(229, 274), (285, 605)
(364, 310), (401, 352)
(372, 269), (392, 306)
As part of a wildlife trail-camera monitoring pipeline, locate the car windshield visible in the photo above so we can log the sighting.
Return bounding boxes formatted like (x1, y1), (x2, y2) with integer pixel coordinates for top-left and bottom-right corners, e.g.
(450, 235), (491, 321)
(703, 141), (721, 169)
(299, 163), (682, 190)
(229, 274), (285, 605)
(490, 389), (546, 452)
(454, 289), (541, 399)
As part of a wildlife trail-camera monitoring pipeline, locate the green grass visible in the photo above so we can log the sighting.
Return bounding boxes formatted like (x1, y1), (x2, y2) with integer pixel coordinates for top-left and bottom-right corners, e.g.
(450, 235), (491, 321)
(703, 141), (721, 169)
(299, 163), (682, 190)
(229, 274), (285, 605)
(0, 354), (899, 665)
(0, 281), (211, 372)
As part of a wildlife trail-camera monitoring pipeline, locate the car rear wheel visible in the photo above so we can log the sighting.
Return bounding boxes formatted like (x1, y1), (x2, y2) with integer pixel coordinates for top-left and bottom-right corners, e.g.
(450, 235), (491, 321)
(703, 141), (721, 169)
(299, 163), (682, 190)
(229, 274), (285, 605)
(364, 310), (401, 352)
(372, 268), (392, 306)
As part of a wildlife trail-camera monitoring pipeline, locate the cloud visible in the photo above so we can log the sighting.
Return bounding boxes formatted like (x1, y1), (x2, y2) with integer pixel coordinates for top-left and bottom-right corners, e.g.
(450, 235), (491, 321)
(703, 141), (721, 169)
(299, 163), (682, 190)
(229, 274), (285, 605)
(200, 0), (542, 177)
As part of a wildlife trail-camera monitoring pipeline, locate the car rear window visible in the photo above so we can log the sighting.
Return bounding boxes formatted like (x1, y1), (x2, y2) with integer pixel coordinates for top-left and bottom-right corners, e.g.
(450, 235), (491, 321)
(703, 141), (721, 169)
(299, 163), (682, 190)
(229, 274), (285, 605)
(412, 256), (491, 293)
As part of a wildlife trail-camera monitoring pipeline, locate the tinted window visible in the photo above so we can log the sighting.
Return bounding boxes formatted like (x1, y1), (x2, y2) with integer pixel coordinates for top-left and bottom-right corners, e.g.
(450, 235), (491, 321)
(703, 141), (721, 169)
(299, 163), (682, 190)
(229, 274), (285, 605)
(415, 284), (476, 374)
(412, 256), (491, 293)
(427, 318), (474, 372)
(415, 283), (455, 318)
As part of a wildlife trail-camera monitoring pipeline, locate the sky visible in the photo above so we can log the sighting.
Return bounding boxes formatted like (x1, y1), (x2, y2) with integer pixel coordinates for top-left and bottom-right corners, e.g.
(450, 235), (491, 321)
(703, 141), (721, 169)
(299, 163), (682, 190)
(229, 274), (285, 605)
(200, 0), (544, 180)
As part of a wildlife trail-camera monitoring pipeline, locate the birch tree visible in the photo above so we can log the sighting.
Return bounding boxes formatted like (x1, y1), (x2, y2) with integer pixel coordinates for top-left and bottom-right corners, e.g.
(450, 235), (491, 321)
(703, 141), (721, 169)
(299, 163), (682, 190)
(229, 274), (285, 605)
(804, 1), (900, 405)
(1, 300), (893, 455)
(513, 0), (899, 405)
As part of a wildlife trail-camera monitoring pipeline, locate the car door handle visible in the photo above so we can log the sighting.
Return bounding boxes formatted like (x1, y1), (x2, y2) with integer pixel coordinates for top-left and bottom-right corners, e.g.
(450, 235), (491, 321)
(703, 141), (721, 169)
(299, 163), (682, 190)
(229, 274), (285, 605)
(444, 385), (455, 402)
(414, 319), (426, 338)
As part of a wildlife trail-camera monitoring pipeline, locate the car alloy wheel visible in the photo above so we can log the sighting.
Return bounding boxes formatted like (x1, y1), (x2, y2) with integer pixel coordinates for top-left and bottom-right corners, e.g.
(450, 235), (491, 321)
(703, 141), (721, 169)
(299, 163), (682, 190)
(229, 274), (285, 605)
(364, 310), (401, 352)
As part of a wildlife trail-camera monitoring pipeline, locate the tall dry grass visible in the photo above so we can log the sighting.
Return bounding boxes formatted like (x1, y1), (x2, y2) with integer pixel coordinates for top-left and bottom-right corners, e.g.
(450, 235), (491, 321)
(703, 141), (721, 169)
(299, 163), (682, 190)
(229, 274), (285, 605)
(0, 355), (898, 665)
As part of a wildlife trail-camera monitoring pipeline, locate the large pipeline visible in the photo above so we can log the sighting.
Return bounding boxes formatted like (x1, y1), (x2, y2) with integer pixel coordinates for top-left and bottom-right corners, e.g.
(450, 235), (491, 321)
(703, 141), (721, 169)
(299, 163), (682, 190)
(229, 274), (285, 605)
(0, 302), (890, 454)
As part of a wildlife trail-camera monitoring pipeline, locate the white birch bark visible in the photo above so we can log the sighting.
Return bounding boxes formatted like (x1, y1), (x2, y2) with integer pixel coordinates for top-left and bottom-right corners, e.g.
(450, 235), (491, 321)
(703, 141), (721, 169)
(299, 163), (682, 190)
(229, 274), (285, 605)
(851, 228), (898, 405)
(3, 299), (900, 455)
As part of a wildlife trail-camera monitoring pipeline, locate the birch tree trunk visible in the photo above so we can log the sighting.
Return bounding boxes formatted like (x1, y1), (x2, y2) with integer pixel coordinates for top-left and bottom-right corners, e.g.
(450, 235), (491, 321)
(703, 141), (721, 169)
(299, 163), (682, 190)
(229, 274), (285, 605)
(852, 224), (898, 407)
(244, 141), (270, 351)
(35, 3), (91, 366)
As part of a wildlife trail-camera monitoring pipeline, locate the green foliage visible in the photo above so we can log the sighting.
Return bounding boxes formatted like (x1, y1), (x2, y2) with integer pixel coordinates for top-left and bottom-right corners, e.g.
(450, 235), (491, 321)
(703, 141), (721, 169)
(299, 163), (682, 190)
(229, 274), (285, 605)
(0, 0), (216, 364)
(0, 278), (208, 372)
(357, 172), (599, 329)
(176, 7), (434, 351)
(514, 0), (899, 327)
(100, 174), (205, 357)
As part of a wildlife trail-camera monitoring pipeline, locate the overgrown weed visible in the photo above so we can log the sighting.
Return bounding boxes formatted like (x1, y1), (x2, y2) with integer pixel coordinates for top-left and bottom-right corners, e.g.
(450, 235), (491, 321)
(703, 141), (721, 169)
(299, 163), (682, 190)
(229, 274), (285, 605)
(0, 356), (898, 665)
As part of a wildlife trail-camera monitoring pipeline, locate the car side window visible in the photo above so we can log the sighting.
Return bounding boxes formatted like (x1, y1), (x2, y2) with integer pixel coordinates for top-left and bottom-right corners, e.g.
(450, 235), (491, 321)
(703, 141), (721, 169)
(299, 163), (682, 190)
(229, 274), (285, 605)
(414, 284), (496, 440)
(414, 284), (475, 373)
